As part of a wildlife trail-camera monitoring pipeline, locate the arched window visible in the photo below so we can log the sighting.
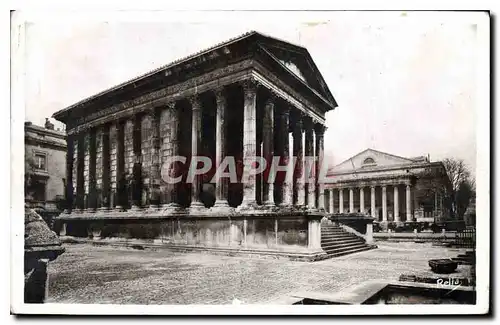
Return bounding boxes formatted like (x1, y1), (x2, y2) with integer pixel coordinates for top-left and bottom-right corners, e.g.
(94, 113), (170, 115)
(363, 157), (376, 165)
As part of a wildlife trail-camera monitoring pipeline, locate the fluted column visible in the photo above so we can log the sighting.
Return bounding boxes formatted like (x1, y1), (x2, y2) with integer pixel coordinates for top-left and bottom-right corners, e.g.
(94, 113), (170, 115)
(315, 124), (325, 211)
(63, 135), (74, 214)
(406, 184), (412, 221)
(189, 95), (205, 210)
(304, 118), (315, 209)
(76, 135), (85, 212)
(278, 106), (293, 207)
(148, 109), (161, 209)
(240, 79), (258, 208)
(359, 187), (365, 213)
(370, 185), (376, 219)
(339, 188), (344, 213)
(382, 185), (387, 221)
(98, 124), (111, 211)
(83, 132), (91, 211)
(111, 121), (125, 211)
(212, 88), (230, 209)
(262, 94), (275, 207)
(292, 116), (305, 206)
(130, 115), (142, 211)
(329, 189), (334, 213)
(394, 185), (400, 222)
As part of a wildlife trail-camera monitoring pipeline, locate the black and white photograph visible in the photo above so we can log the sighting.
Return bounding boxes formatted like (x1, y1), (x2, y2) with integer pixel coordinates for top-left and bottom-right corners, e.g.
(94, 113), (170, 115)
(10, 8), (490, 316)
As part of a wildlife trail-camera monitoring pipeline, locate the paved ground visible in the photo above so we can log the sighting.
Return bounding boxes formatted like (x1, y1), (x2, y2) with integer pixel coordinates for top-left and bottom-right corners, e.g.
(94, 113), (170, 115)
(47, 242), (468, 305)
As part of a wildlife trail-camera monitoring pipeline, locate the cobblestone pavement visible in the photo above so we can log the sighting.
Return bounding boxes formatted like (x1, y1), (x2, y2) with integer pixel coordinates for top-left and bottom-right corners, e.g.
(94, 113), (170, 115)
(47, 242), (467, 305)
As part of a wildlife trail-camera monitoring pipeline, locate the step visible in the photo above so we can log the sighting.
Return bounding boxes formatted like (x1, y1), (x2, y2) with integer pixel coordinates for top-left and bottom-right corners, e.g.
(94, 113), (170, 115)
(321, 234), (357, 240)
(325, 246), (374, 258)
(323, 245), (372, 257)
(321, 238), (365, 246)
(322, 241), (368, 250)
(322, 241), (368, 251)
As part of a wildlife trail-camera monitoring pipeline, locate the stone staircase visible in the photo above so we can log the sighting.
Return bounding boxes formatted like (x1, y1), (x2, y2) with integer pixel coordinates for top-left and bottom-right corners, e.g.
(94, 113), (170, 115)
(321, 224), (374, 258)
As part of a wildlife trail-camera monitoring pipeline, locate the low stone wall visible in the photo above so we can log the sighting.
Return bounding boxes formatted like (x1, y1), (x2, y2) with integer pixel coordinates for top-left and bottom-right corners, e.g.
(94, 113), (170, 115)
(55, 210), (325, 260)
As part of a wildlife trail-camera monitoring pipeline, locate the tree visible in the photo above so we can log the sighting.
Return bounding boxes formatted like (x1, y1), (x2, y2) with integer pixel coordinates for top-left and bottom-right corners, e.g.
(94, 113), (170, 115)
(442, 158), (475, 219)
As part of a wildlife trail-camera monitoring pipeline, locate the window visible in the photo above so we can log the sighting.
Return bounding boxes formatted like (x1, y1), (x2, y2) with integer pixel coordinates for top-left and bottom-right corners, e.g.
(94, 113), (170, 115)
(34, 153), (47, 171)
(363, 157), (376, 165)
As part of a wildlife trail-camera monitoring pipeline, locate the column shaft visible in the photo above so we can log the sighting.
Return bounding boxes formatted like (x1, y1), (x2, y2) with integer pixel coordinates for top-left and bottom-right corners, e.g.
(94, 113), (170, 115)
(349, 187), (354, 213)
(190, 96), (204, 209)
(394, 185), (400, 222)
(370, 186), (376, 219)
(292, 117), (304, 206)
(329, 189), (334, 213)
(148, 109), (161, 209)
(114, 122), (125, 211)
(63, 135), (74, 213)
(98, 125), (111, 210)
(240, 80), (258, 207)
(304, 119), (315, 209)
(382, 185), (387, 221)
(76, 135), (85, 211)
(406, 184), (412, 221)
(279, 107), (293, 206)
(213, 89), (230, 208)
(315, 124), (325, 211)
(360, 187), (365, 213)
(262, 95), (275, 207)
(339, 188), (344, 213)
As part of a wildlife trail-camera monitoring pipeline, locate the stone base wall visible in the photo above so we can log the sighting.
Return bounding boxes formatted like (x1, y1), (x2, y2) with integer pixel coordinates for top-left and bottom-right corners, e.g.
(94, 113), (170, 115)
(55, 211), (323, 257)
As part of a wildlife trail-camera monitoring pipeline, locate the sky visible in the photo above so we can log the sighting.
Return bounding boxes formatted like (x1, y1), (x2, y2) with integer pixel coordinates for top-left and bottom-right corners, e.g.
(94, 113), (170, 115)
(22, 11), (479, 174)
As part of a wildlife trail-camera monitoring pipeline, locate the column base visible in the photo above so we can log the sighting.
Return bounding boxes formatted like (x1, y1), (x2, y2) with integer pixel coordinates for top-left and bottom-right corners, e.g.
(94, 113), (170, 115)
(97, 207), (110, 212)
(212, 200), (230, 208)
(113, 205), (126, 212)
(129, 205), (143, 212)
(189, 201), (206, 213)
(147, 205), (160, 211)
(236, 200), (258, 212)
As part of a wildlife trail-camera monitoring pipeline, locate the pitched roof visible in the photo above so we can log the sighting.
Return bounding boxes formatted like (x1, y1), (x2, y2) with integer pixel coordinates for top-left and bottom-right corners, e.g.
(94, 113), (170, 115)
(53, 31), (336, 119)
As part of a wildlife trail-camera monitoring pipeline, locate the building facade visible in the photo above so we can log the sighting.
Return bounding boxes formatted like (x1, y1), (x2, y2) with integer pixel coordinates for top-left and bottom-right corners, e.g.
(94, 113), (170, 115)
(325, 149), (453, 224)
(52, 31), (338, 260)
(25, 119), (67, 213)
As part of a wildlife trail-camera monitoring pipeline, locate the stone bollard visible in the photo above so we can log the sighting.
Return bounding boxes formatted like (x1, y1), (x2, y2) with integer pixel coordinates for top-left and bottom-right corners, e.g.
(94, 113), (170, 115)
(365, 223), (374, 245)
(25, 207), (65, 303)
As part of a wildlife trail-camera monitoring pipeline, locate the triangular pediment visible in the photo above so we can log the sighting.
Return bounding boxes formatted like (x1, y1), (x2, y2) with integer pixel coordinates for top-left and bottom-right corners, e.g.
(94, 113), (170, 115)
(331, 149), (417, 173)
(256, 37), (336, 107)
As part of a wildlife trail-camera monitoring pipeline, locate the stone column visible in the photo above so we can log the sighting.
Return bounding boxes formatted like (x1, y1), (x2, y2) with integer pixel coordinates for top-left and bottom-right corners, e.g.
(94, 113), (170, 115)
(394, 185), (400, 222)
(262, 94), (275, 207)
(111, 121), (125, 211)
(148, 109), (161, 209)
(406, 184), (412, 221)
(88, 129), (97, 212)
(370, 185), (376, 219)
(76, 135), (85, 212)
(130, 115), (142, 211)
(189, 95), (205, 210)
(339, 188), (344, 213)
(292, 115), (305, 206)
(349, 187), (354, 213)
(63, 135), (74, 214)
(278, 106), (293, 207)
(83, 132), (90, 211)
(315, 124), (325, 211)
(240, 79), (258, 208)
(212, 88), (230, 209)
(71, 136), (79, 212)
(304, 117), (315, 209)
(98, 124), (111, 211)
(360, 187), (365, 214)
(329, 189), (334, 213)
(382, 185), (387, 221)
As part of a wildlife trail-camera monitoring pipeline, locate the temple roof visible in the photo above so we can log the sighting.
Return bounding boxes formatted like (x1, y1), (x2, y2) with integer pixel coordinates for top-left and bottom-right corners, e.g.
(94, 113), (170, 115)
(52, 31), (337, 123)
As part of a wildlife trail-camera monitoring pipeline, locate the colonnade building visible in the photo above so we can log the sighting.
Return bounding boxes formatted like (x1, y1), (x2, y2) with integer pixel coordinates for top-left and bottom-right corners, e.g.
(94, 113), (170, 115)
(325, 149), (453, 225)
(52, 31), (338, 260)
